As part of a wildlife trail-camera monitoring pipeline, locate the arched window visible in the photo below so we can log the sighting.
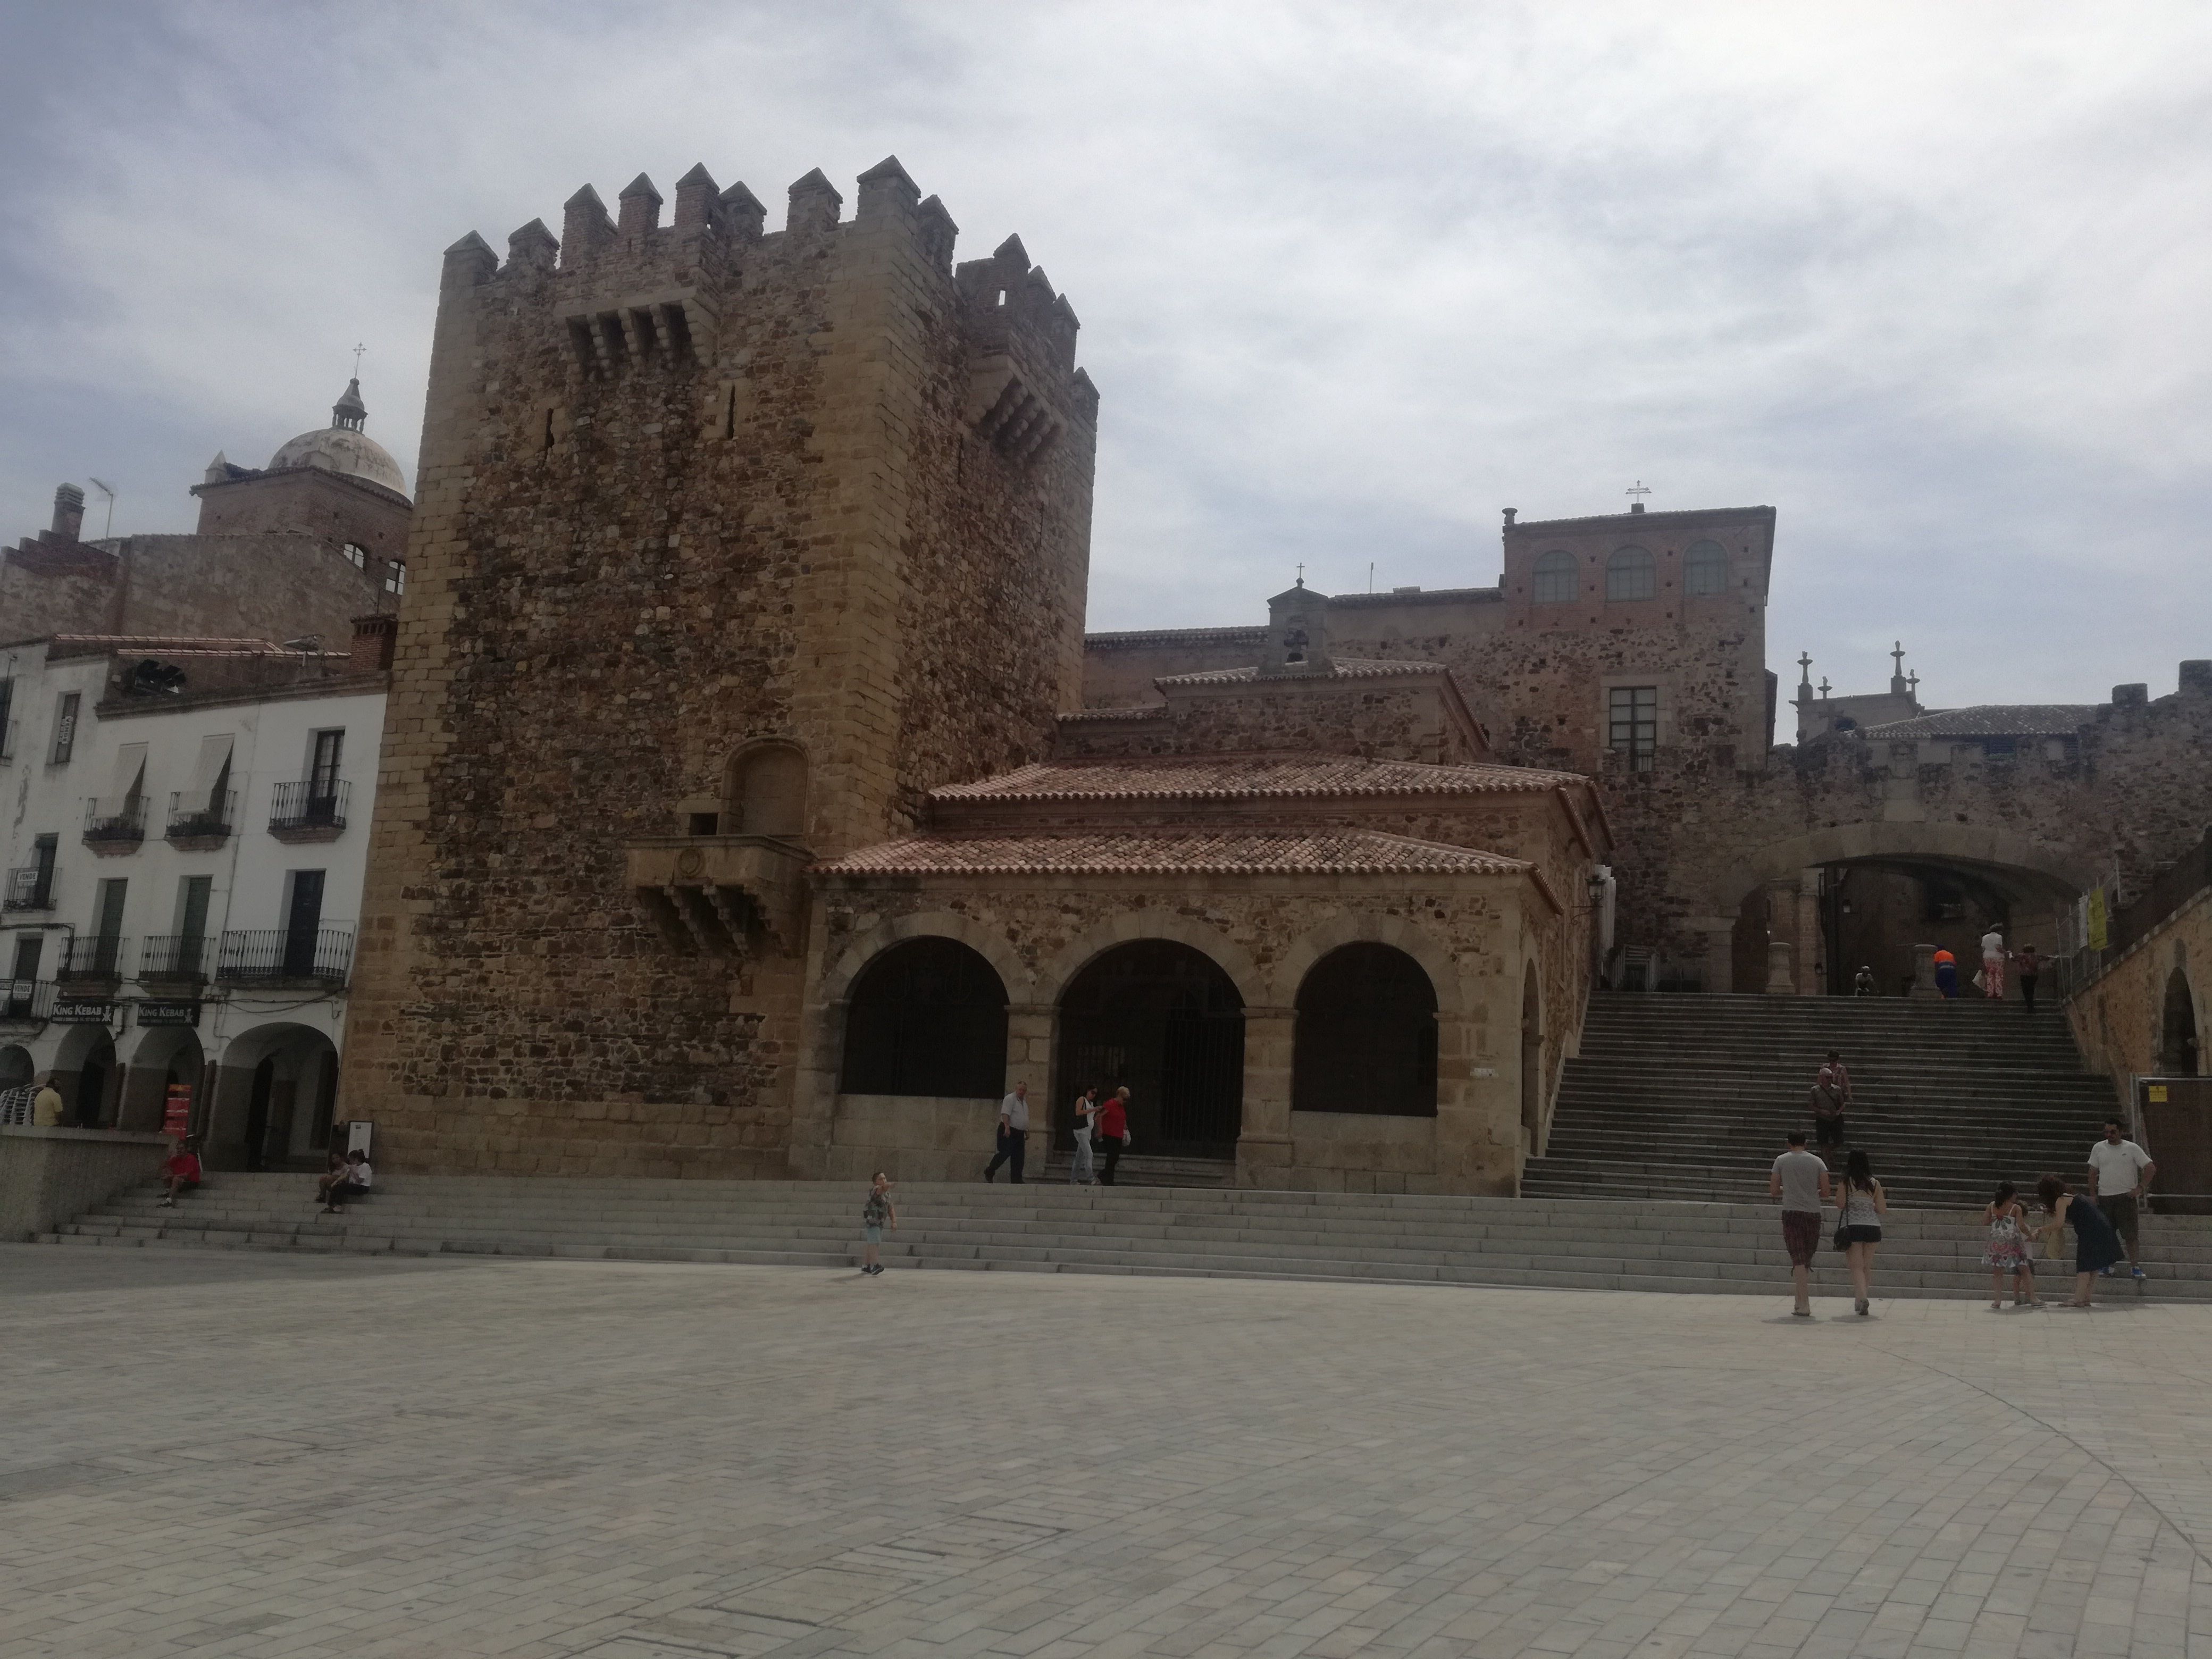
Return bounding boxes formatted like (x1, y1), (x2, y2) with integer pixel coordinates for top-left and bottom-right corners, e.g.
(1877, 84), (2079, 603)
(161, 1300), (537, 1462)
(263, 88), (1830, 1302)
(1606, 546), (1655, 602)
(842, 937), (1009, 1097)
(1293, 944), (1438, 1116)
(1683, 540), (1728, 596)
(1531, 550), (1578, 605)
(728, 743), (807, 839)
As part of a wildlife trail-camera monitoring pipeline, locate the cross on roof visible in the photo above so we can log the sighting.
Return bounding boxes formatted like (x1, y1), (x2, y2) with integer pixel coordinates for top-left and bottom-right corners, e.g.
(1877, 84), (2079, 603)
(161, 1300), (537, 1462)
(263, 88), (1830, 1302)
(1797, 651), (1813, 678)
(1294, 563), (1304, 588)
(1626, 480), (1653, 502)
(351, 342), (368, 375)
(1891, 641), (1906, 675)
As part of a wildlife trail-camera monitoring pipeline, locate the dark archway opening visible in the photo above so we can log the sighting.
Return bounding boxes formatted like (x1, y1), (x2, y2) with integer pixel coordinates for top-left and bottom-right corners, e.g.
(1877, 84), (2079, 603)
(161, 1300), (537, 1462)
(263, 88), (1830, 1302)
(2161, 968), (2199, 1076)
(0, 1045), (31, 1093)
(1059, 941), (1244, 1158)
(841, 937), (1009, 1097)
(1293, 944), (1438, 1117)
(1520, 963), (1542, 1145)
(245, 1058), (276, 1169)
(75, 1035), (114, 1128)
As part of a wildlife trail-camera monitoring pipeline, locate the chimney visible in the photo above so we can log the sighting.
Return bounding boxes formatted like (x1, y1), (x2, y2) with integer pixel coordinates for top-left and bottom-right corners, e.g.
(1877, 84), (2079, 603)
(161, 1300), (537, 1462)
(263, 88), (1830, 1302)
(350, 613), (398, 674)
(1502, 507), (1517, 528)
(52, 484), (85, 541)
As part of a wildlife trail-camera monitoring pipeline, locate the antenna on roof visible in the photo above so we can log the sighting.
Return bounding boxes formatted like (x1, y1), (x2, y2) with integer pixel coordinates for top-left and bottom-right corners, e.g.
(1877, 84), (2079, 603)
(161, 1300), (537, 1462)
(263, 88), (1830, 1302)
(87, 479), (115, 539)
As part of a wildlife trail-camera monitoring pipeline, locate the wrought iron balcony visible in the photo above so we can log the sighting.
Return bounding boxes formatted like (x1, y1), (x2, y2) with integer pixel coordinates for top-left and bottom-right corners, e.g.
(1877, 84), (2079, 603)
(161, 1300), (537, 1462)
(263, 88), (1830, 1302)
(269, 780), (349, 840)
(3, 867), (53, 911)
(82, 796), (147, 850)
(165, 789), (237, 846)
(60, 935), (129, 979)
(0, 978), (53, 1021)
(215, 926), (355, 986)
(141, 934), (210, 979)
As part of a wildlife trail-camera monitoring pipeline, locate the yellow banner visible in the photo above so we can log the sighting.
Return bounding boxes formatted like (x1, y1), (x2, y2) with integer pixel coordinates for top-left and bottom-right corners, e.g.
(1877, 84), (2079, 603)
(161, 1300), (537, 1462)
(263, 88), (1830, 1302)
(2087, 889), (2108, 951)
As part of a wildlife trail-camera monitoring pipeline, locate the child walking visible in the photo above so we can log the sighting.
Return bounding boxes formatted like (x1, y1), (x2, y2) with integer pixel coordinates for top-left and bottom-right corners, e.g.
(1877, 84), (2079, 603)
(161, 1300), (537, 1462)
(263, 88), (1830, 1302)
(860, 1172), (896, 1276)
(1982, 1182), (2037, 1309)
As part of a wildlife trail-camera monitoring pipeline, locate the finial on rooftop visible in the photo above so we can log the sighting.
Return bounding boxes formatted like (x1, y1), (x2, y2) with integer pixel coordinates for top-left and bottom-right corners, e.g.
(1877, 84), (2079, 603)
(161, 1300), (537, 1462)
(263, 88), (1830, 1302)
(1890, 641), (1911, 697)
(332, 378), (367, 432)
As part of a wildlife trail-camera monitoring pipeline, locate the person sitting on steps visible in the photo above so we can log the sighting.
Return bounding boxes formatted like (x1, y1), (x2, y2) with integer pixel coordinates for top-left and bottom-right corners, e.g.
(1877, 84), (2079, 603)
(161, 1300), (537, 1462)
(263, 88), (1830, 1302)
(322, 1149), (372, 1214)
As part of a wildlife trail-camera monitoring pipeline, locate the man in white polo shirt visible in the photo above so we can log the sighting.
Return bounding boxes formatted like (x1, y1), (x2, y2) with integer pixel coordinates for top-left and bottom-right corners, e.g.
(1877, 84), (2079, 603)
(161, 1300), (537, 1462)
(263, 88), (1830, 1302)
(984, 1082), (1030, 1184)
(2087, 1117), (2154, 1280)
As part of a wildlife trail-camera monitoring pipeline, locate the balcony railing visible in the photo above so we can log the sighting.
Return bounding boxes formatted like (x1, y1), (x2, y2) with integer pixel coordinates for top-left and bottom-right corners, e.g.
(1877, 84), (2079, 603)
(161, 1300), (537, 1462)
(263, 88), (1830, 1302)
(215, 926), (355, 986)
(269, 780), (349, 838)
(82, 796), (147, 848)
(0, 978), (54, 1021)
(166, 790), (237, 844)
(141, 935), (210, 979)
(60, 935), (129, 979)
(3, 867), (53, 911)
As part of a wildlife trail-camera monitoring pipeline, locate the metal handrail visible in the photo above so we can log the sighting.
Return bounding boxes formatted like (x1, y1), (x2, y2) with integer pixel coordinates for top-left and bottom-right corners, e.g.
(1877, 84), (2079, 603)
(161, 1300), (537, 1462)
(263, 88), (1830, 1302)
(165, 789), (237, 841)
(60, 936), (129, 978)
(82, 797), (147, 843)
(3, 867), (53, 910)
(269, 780), (349, 835)
(141, 935), (209, 978)
(215, 926), (355, 985)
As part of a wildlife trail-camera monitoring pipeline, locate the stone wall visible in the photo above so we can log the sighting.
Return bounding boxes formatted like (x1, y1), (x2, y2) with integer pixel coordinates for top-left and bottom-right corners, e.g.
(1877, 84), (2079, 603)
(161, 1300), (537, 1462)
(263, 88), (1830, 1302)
(2069, 892), (2212, 1119)
(339, 159), (1097, 1176)
(1, 532), (386, 648)
(192, 467), (412, 571)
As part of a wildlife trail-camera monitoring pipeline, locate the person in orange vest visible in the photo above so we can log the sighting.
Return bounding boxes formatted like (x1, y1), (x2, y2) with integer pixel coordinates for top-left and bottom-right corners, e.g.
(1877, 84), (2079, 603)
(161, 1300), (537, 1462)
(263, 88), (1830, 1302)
(1932, 948), (1960, 999)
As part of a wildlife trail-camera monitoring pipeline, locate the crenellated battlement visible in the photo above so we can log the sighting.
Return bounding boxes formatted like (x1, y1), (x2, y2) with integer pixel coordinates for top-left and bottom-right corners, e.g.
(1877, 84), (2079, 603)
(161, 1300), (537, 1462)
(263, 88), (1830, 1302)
(437, 155), (1094, 437)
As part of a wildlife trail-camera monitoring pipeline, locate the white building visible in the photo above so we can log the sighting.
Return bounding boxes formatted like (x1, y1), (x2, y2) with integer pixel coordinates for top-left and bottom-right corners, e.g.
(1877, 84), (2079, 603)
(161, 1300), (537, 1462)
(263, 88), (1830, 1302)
(0, 618), (391, 1168)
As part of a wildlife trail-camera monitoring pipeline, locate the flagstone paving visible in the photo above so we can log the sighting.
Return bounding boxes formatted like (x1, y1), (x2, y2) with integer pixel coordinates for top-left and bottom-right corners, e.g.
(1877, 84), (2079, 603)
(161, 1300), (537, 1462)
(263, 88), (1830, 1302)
(7, 1245), (2212, 1658)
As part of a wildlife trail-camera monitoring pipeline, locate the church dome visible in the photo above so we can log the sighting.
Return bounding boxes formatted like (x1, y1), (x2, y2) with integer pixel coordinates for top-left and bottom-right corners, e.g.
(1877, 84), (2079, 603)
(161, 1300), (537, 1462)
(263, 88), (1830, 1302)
(267, 378), (408, 498)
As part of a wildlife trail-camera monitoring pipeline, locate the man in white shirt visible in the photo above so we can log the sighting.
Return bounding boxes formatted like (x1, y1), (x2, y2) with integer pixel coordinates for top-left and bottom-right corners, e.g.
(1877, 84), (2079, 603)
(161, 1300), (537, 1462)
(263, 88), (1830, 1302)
(323, 1150), (374, 1214)
(984, 1083), (1030, 1184)
(2087, 1117), (2154, 1279)
(1980, 927), (2007, 1000)
(1769, 1130), (1833, 1318)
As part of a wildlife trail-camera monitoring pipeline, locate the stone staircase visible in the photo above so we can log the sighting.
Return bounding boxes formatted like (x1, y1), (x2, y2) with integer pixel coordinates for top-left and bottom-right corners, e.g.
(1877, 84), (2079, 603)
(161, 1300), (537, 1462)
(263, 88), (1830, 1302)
(37, 1175), (2212, 1302)
(1525, 994), (2118, 1208)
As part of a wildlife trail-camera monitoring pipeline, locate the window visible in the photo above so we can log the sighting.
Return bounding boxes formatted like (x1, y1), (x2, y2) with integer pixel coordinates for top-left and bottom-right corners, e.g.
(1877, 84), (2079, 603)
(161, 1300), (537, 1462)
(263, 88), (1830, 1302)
(1293, 945), (1438, 1116)
(308, 730), (344, 800)
(50, 692), (79, 764)
(1531, 550), (1578, 605)
(1608, 685), (1658, 771)
(341, 543), (367, 569)
(1606, 546), (1656, 602)
(383, 559), (407, 596)
(1683, 539), (1729, 596)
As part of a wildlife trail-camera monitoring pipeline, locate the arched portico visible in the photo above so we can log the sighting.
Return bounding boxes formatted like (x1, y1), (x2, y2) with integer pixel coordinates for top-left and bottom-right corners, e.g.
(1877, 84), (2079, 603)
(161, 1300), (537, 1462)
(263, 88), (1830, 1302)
(51, 1022), (118, 1128)
(1058, 940), (1246, 1160)
(1721, 822), (2086, 995)
(118, 1026), (206, 1134)
(206, 1023), (339, 1170)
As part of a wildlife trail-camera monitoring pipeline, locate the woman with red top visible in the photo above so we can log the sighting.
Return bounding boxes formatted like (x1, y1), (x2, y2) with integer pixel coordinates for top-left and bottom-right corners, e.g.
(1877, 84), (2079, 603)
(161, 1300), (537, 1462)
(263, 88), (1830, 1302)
(1095, 1087), (1130, 1187)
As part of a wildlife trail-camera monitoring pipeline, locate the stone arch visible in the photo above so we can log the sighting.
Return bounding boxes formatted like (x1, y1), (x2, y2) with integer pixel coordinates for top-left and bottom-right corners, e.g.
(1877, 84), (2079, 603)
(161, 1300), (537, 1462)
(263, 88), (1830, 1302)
(1039, 910), (1266, 1009)
(209, 1021), (340, 1169)
(1520, 961), (1544, 1146)
(51, 1022), (117, 1127)
(724, 740), (809, 838)
(1270, 912), (1463, 1015)
(120, 1025), (206, 1134)
(2160, 965), (2200, 1076)
(1292, 943), (1438, 1117)
(1716, 822), (2089, 915)
(840, 936), (1009, 1099)
(817, 910), (1033, 1009)
(0, 1044), (31, 1093)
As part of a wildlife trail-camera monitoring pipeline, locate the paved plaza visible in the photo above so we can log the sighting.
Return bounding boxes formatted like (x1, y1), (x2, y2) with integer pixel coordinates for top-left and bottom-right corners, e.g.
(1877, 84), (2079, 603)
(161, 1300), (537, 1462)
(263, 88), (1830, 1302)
(9, 1250), (2212, 1659)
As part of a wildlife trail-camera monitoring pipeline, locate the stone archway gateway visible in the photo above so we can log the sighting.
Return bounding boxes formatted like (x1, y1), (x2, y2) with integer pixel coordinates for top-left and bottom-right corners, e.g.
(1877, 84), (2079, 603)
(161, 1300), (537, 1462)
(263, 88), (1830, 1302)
(1719, 823), (2088, 995)
(1058, 941), (1246, 1161)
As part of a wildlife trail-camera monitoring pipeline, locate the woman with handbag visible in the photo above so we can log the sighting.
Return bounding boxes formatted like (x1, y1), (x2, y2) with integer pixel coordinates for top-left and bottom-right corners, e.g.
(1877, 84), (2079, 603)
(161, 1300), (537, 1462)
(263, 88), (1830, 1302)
(1836, 1149), (1886, 1316)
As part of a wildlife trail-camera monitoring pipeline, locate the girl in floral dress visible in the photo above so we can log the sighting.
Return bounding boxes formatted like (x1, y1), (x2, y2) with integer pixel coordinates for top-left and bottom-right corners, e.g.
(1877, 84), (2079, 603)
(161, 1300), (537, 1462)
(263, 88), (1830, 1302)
(1982, 1182), (2036, 1309)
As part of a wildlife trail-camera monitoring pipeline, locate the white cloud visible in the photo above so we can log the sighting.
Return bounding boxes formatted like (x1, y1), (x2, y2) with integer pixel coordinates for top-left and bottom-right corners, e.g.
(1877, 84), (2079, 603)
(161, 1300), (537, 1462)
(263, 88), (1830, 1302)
(3, 1), (2209, 704)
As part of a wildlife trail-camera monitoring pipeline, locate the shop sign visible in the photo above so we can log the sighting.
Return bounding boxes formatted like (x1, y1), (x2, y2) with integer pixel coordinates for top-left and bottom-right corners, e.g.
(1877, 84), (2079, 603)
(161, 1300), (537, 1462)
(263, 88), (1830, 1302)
(137, 1001), (202, 1027)
(163, 1084), (193, 1137)
(49, 999), (114, 1024)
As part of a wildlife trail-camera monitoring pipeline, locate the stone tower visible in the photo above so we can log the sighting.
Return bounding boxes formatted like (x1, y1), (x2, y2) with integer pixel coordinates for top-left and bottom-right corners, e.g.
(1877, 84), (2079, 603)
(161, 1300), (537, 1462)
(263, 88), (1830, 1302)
(341, 156), (1097, 1175)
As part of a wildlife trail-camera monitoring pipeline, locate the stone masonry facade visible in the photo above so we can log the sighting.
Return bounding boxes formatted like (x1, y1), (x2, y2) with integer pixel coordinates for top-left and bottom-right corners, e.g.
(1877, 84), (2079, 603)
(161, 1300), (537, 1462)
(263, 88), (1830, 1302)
(340, 158), (1100, 1177)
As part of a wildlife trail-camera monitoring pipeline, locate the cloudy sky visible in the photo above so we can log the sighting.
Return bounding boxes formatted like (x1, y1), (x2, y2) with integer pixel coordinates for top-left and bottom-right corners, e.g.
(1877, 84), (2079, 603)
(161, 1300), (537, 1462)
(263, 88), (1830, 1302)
(3, 2), (2208, 706)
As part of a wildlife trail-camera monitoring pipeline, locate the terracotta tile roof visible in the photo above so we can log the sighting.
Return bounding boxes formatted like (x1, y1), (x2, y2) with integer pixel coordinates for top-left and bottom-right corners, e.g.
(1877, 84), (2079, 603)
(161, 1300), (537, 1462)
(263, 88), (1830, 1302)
(1154, 657), (1443, 688)
(816, 830), (1532, 877)
(1857, 705), (2097, 740)
(934, 754), (1585, 803)
(1084, 625), (1267, 648)
(52, 635), (294, 655)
